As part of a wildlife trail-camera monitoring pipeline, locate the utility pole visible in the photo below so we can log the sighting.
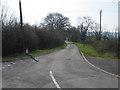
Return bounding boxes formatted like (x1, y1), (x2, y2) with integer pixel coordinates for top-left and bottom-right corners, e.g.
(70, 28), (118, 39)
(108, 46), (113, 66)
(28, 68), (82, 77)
(18, 0), (38, 62)
(19, 0), (23, 29)
(19, 0), (28, 54)
(99, 10), (102, 40)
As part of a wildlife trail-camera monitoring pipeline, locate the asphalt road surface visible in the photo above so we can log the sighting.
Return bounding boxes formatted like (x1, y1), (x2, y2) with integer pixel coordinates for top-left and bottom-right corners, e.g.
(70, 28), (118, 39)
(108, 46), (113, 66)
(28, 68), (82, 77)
(85, 56), (119, 75)
(2, 41), (118, 88)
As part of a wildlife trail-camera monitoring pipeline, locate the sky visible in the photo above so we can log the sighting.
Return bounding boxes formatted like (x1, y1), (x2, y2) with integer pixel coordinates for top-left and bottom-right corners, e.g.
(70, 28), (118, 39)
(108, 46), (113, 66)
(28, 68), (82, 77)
(4, 0), (119, 32)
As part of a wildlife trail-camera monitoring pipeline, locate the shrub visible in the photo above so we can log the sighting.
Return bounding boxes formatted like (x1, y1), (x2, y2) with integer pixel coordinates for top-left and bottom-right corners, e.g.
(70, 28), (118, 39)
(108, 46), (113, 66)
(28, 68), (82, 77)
(2, 23), (65, 57)
(84, 37), (118, 58)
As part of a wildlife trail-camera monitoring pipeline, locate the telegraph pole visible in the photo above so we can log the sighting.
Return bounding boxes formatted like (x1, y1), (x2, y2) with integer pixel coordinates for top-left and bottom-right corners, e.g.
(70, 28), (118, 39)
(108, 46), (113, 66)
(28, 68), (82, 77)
(99, 10), (102, 40)
(19, 0), (27, 53)
(19, 0), (23, 29)
(18, 0), (38, 62)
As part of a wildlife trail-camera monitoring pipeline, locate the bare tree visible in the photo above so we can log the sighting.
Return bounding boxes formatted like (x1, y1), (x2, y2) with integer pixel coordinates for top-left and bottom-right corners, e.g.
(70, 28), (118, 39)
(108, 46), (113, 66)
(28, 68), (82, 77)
(43, 12), (70, 30)
(0, 0), (17, 26)
(90, 22), (101, 40)
(77, 16), (93, 32)
(77, 16), (93, 42)
(0, 0), (8, 25)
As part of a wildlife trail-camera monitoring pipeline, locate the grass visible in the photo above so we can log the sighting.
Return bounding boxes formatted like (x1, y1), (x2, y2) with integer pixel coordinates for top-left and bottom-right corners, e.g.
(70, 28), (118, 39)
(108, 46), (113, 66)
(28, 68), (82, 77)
(74, 42), (114, 58)
(30, 43), (67, 56)
(2, 43), (67, 62)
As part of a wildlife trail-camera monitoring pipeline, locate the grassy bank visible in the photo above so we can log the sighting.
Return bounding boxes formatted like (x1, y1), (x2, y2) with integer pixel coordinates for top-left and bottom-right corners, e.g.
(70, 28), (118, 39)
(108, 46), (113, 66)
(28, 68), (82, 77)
(2, 43), (67, 62)
(74, 42), (114, 58)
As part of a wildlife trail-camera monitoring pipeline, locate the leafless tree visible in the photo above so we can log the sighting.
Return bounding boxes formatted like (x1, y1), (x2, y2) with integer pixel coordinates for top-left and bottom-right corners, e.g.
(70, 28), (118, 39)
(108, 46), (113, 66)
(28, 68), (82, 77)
(0, 0), (8, 25)
(90, 22), (101, 39)
(77, 16), (94, 42)
(0, 0), (17, 26)
(77, 16), (93, 32)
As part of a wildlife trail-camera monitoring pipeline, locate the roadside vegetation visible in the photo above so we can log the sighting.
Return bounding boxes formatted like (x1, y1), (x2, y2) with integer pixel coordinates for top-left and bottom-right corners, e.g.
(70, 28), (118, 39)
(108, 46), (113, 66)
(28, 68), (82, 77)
(71, 30), (119, 59)
(84, 38), (118, 58)
(72, 34), (118, 59)
(2, 43), (67, 62)
(1, 0), (119, 61)
(2, 12), (69, 61)
(1, 2), (70, 62)
(75, 42), (115, 58)
(68, 16), (118, 59)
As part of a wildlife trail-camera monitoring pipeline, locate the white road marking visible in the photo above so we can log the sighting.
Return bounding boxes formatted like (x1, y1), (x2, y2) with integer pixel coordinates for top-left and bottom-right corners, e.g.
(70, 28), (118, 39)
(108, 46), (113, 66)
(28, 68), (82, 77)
(49, 70), (61, 88)
(32, 61), (36, 62)
(80, 51), (120, 78)
(7, 64), (11, 67)
(10, 62), (16, 64)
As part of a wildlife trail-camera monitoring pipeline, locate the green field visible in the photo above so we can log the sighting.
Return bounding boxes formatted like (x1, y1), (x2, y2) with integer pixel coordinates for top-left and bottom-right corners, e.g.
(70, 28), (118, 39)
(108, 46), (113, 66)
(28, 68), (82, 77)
(2, 43), (67, 62)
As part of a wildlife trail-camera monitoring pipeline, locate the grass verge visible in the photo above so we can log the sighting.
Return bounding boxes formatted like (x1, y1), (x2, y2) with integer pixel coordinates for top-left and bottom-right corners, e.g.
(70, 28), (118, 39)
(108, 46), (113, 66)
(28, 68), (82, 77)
(74, 42), (114, 58)
(2, 43), (67, 62)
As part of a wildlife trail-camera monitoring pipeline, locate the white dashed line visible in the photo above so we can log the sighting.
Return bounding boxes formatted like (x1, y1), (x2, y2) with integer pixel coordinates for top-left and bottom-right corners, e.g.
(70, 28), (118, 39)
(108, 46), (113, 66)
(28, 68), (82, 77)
(49, 70), (61, 88)
(32, 60), (35, 62)
(10, 62), (16, 64)
(7, 64), (11, 67)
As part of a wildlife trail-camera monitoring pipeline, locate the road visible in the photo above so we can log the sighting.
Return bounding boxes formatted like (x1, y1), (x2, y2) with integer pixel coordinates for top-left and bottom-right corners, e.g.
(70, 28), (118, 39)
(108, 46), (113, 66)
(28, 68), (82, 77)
(85, 56), (119, 75)
(2, 41), (118, 88)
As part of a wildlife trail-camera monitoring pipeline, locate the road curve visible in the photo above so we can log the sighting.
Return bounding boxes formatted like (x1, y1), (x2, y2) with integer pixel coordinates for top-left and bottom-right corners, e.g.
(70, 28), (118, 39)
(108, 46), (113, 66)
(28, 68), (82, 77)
(2, 42), (118, 88)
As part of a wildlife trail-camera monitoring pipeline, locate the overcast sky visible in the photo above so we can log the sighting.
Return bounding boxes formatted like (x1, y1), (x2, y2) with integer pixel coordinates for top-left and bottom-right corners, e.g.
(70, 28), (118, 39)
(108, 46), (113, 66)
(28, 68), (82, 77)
(5, 0), (119, 31)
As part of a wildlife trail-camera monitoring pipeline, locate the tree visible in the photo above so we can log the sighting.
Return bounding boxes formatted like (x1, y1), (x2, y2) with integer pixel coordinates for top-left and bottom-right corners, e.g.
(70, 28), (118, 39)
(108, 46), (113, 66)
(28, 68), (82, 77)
(0, 0), (9, 25)
(77, 16), (94, 43)
(0, 0), (17, 26)
(65, 26), (81, 42)
(43, 12), (70, 30)
(90, 22), (101, 40)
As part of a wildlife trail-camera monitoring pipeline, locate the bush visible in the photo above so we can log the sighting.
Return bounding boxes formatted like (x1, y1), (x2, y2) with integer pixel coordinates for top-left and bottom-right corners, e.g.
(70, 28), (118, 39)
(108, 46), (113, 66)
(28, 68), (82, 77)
(35, 30), (64, 50)
(92, 40), (118, 55)
(2, 24), (24, 57)
(2, 23), (65, 57)
(84, 37), (118, 58)
(75, 43), (100, 57)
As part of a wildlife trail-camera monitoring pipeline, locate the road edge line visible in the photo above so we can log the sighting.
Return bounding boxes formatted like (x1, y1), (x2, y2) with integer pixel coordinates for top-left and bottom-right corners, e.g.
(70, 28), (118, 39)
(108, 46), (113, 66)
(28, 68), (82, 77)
(79, 50), (120, 78)
(49, 70), (61, 88)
